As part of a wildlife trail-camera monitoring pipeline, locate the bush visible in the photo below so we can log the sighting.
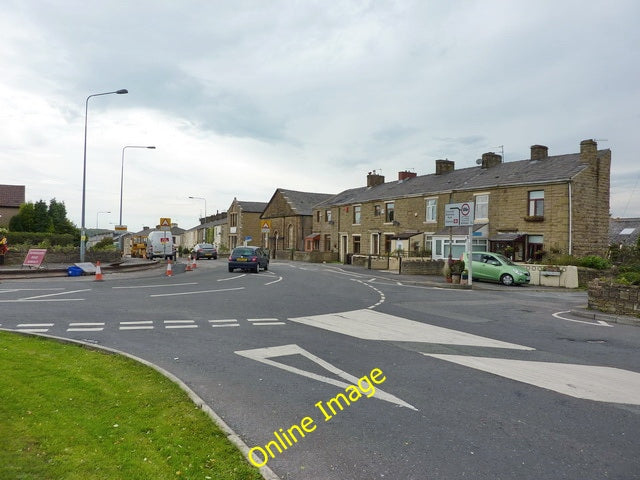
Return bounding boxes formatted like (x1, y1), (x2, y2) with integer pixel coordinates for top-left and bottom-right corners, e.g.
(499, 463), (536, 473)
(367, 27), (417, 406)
(578, 255), (611, 270)
(90, 237), (117, 251)
(616, 271), (640, 285)
(6, 232), (77, 247)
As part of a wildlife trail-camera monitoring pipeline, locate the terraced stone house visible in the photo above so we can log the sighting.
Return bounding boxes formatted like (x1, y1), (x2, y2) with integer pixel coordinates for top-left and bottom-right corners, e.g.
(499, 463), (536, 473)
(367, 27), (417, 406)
(312, 139), (610, 262)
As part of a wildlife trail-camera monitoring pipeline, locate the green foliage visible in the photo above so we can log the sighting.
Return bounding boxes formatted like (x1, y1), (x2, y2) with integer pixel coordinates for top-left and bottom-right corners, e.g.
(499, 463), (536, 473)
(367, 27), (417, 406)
(616, 271), (640, 285)
(9, 199), (77, 235)
(90, 237), (116, 251)
(6, 232), (77, 247)
(450, 260), (465, 274)
(578, 255), (611, 270)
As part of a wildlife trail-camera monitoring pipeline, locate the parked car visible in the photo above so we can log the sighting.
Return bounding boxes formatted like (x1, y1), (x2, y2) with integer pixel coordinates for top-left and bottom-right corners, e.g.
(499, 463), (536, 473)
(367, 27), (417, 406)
(192, 243), (217, 260)
(228, 246), (269, 273)
(464, 252), (530, 286)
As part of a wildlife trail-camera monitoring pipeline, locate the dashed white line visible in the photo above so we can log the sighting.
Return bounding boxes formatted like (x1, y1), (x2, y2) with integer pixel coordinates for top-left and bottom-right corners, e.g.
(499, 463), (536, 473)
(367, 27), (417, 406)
(150, 287), (244, 297)
(248, 318), (286, 326)
(164, 320), (198, 329)
(119, 320), (154, 330)
(67, 322), (105, 332)
(209, 319), (240, 328)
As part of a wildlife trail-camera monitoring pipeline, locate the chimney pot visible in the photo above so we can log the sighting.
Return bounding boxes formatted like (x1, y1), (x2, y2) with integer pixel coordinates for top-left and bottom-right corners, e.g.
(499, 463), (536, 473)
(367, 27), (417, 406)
(367, 172), (385, 187)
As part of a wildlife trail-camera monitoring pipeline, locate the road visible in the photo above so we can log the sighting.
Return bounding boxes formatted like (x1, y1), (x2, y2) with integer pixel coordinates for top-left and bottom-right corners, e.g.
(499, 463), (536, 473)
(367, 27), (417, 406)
(1, 259), (639, 480)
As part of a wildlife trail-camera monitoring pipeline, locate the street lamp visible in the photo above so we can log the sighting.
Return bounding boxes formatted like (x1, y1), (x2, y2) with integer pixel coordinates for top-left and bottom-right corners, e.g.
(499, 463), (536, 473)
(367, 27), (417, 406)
(120, 145), (156, 226)
(80, 88), (128, 263)
(188, 196), (207, 221)
(96, 211), (111, 228)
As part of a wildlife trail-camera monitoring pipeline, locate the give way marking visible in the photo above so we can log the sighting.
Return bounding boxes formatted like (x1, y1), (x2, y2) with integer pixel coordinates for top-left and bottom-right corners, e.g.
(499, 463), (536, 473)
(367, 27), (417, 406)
(235, 344), (417, 411)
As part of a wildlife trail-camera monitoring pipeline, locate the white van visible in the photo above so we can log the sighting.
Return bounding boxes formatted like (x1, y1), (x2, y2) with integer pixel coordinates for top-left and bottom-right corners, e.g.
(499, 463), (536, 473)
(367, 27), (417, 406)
(146, 230), (175, 260)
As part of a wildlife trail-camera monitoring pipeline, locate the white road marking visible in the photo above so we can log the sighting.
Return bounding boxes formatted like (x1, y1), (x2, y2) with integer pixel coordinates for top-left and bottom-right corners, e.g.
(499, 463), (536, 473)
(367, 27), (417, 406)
(209, 319), (237, 323)
(289, 309), (534, 350)
(67, 322), (105, 332)
(264, 276), (282, 285)
(552, 310), (612, 327)
(112, 282), (198, 289)
(247, 318), (279, 322)
(210, 324), (240, 328)
(250, 322), (287, 326)
(149, 287), (244, 297)
(218, 274), (246, 282)
(17, 323), (54, 327)
(235, 344), (417, 410)
(119, 320), (154, 330)
(209, 319), (240, 327)
(69, 322), (105, 326)
(426, 354), (640, 405)
(16, 328), (50, 333)
(164, 320), (198, 329)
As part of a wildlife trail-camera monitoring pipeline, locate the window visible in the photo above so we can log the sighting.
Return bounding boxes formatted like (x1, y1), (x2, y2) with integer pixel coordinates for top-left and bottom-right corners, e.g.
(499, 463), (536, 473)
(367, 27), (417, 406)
(528, 190), (544, 216)
(353, 205), (361, 224)
(316, 211), (320, 222)
(324, 234), (332, 252)
(325, 209), (332, 222)
(288, 224), (294, 249)
(385, 202), (395, 223)
(230, 213), (238, 227)
(384, 234), (393, 253)
(527, 234), (544, 261)
(475, 194), (488, 220)
(353, 235), (361, 254)
(426, 198), (437, 222)
(374, 205), (381, 216)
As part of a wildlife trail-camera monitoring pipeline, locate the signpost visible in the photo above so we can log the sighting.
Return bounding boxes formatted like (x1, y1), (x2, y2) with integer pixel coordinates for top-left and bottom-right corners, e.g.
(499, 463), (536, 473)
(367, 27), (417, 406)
(445, 203), (475, 286)
(261, 220), (271, 233)
(159, 217), (171, 231)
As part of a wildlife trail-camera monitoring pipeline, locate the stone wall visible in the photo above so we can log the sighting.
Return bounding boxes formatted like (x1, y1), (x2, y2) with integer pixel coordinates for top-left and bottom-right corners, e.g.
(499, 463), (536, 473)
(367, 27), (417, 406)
(588, 279), (640, 316)
(2, 249), (121, 266)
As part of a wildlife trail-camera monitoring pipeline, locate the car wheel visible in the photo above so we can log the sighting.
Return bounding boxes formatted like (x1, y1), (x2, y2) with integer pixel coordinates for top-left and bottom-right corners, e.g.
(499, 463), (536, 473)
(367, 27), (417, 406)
(228, 266), (233, 272)
(500, 273), (514, 286)
(252, 264), (259, 273)
(264, 262), (268, 271)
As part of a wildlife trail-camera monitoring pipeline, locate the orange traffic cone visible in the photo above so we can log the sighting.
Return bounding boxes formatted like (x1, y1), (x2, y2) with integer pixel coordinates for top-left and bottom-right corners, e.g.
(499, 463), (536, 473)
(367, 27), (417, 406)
(192, 256), (197, 269)
(95, 261), (104, 281)
(166, 259), (173, 277)
(185, 256), (193, 272)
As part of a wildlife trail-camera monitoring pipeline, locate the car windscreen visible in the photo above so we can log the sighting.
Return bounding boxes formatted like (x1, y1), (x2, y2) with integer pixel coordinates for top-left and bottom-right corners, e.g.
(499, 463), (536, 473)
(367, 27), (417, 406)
(495, 253), (515, 266)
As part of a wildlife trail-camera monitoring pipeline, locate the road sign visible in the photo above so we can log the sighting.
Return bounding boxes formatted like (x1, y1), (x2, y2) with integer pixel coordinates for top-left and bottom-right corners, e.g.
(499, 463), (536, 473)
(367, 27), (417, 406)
(22, 249), (47, 268)
(261, 220), (271, 232)
(114, 225), (127, 231)
(445, 202), (475, 226)
(159, 217), (171, 231)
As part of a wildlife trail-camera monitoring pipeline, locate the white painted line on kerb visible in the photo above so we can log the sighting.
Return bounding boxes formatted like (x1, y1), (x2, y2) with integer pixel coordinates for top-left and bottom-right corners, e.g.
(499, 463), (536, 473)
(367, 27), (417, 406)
(150, 287), (244, 298)
(552, 311), (612, 327)
(426, 354), (640, 406)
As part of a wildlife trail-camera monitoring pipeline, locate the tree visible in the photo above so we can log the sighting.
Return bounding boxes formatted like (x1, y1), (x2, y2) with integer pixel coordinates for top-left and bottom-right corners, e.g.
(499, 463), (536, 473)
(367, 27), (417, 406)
(9, 203), (36, 232)
(33, 200), (53, 233)
(49, 198), (77, 235)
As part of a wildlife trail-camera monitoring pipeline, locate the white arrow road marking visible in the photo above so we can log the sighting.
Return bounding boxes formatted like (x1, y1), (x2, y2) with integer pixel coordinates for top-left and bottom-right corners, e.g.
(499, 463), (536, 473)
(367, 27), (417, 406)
(289, 309), (533, 350)
(235, 344), (417, 410)
(426, 354), (640, 405)
(552, 310), (612, 327)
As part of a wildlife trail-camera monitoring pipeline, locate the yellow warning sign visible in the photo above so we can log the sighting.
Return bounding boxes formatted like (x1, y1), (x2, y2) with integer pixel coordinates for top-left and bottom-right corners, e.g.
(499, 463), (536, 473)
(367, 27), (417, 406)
(160, 218), (171, 230)
(261, 220), (271, 232)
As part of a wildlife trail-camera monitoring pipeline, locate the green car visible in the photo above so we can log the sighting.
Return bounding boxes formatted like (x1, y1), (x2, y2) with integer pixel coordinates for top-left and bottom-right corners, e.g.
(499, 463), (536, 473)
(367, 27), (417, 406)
(464, 252), (531, 286)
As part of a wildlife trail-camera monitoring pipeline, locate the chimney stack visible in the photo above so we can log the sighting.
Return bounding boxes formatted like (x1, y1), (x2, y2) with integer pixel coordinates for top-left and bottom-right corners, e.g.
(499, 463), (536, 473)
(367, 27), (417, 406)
(398, 170), (417, 181)
(530, 145), (549, 160)
(481, 152), (502, 169)
(435, 159), (455, 175)
(367, 171), (385, 187)
(580, 139), (598, 163)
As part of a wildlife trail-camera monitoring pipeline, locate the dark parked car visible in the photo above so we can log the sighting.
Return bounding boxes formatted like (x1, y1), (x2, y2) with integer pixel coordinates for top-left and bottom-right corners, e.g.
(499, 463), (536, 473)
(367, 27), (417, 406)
(228, 246), (269, 273)
(192, 243), (217, 260)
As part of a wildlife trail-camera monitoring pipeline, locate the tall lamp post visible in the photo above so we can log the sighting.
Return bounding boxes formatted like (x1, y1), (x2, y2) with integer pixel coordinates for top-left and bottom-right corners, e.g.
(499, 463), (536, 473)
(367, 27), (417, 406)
(120, 145), (156, 226)
(80, 89), (128, 263)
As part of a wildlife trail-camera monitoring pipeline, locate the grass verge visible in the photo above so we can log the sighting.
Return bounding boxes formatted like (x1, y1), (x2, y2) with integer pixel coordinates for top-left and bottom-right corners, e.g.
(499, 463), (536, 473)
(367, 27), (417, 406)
(0, 331), (262, 480)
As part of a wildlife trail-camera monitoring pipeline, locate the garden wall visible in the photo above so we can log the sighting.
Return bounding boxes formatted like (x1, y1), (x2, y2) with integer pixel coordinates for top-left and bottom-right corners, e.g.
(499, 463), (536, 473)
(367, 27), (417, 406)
(2, 249), (121, 266)
(588, 279), (640, 316)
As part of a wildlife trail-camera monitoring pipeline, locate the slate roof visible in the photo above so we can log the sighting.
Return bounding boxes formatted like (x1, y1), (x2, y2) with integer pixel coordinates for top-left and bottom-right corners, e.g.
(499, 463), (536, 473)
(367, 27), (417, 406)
(0, 184), (25, 207)
(237, 201), (268, 213)
(277, 189), (334, 216)
(610, 217), (640, 246)
(315, 150), (608, 207)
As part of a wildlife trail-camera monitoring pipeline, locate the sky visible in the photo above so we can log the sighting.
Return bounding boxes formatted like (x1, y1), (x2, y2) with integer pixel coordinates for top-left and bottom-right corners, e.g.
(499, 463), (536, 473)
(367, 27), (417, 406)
(1, 0), (639, 232)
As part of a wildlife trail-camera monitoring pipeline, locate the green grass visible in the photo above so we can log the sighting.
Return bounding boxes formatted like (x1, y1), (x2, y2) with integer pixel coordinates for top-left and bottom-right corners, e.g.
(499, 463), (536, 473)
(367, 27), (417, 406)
(0, 331), (262, 480)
